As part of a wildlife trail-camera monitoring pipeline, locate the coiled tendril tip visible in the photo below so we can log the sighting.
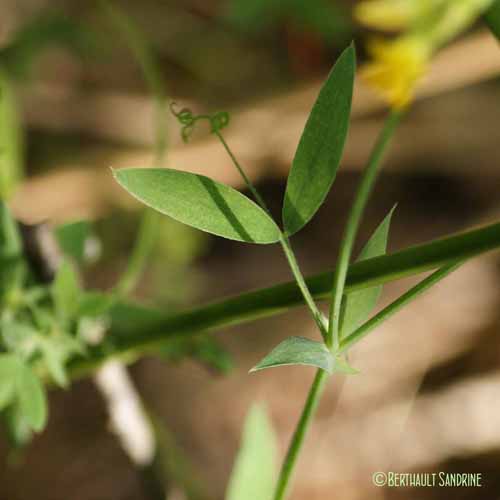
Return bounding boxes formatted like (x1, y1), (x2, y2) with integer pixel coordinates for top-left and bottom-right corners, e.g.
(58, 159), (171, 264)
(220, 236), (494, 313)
(170, 102), (230, 143)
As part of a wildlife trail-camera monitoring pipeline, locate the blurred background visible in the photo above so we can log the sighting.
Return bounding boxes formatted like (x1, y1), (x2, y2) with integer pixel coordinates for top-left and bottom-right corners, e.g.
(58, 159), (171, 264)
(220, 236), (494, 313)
(1, 0), (500, 499)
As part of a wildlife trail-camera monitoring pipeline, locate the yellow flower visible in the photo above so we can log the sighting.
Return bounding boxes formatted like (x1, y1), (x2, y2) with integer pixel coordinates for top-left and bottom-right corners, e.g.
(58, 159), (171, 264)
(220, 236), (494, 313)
(356, 0), (496, 109)
(360, 37), (430, 109)
(354, 0), (420, 30)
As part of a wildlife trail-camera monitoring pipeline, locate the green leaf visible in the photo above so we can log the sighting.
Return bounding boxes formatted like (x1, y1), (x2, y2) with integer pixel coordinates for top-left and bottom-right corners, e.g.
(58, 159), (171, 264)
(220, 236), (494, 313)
(0, 70), (24, 201)
(78, 291), (115, 318)
(1, 319), (39, 358)
(16, 363), (47, 432)
(40, 340), (68, 387)
(0, 355), (47, 432)
(41, 333), (85, 388)
(0, 354), (19, 410)
(55, 220), (91, 263)
(226, 403), (278, 500)
(2, 401), (34, 447)
(114, 168), (280, 244)
(0, 202), (22, 255)
(52, 260), (80, 324)
(333, 354), (359, 375)
(282, 45), (355, 235)
(340, 206), (396, 339)
(0, 203), (22, 295)
(485, 0), (500, 40)
(250, 336), (334, 374)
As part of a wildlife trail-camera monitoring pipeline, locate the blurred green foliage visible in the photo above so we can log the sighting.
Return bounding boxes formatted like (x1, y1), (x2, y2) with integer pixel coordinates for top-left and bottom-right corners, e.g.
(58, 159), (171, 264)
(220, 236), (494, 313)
(225, 0), (350, 41)
(0, 11), (95, 80)
(485, 0), (500, 39)
(0, 194), (232, 448)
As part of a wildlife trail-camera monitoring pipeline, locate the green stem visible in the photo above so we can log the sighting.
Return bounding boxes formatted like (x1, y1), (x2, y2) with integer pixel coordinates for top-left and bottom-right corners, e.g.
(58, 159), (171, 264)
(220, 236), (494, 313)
(272, 262), (462, 499)
(340, 261), (462, 353)
(328, 110), (402, 350)
(67, 219), (500, 378)
(275, 110), (402, 500)
(279, 234), (327, 336)
(273, 369), (328, 500)
(215, 131), (268, 211)
(216, 131), (327, 337)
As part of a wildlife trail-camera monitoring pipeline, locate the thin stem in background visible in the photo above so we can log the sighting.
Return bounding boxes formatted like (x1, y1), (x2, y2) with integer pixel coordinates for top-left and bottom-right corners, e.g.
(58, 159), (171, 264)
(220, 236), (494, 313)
(328, 110), (402, 350)
(114, 211), (161, 297)
(94, 5), (173, 500)
(100, 0), (168, 297)
(98, 0), (168, 166)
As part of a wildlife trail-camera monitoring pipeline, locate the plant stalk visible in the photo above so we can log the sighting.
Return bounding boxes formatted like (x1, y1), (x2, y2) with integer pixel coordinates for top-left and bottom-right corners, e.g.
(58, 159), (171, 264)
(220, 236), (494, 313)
(328, 110), (402, 350)
(274, 110), (402, 499)
(216, 130), (327, 337)
(340, 261), (462, 352)
(273, 369), (328, 500)
(67, 219), (500, 379)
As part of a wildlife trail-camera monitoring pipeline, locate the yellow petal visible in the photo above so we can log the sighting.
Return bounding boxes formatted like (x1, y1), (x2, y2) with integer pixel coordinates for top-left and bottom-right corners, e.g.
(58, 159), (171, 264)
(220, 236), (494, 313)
(355, 0), (418, 30)
(360, 36), (429, 109)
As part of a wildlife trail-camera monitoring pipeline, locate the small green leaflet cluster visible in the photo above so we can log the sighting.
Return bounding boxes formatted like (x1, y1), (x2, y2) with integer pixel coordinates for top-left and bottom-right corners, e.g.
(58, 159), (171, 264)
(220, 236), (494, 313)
(0, 205), (106, 443)
(115, 45), (387, 375)
(0, 354), (47, 434)
(1, 206), (234, 443)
